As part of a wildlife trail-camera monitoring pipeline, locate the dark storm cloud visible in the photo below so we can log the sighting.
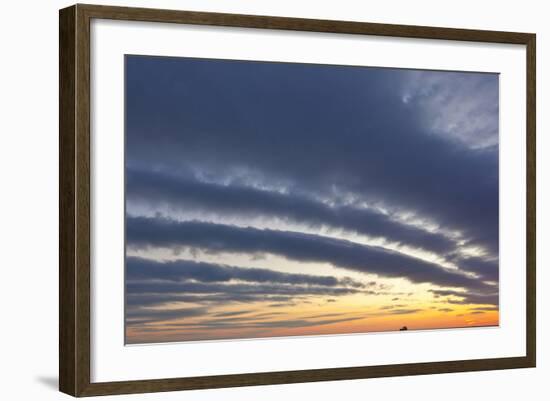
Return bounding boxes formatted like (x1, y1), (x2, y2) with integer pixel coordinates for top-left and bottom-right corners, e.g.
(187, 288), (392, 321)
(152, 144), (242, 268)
(126, 256), (364, 288)
(127, 168), (456, 254)
(126, 56), (499, 257)
(127, 216), (492, 292)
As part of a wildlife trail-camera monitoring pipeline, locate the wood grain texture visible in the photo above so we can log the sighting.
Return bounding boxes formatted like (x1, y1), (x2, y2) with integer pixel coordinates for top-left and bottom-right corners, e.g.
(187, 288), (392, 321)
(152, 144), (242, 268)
(525, 34), (536, 367)
(79, 3), (533, 43)
(59, 5), (76, 396)
(78, 357), (533, 396)
(59, 3), (537, 397)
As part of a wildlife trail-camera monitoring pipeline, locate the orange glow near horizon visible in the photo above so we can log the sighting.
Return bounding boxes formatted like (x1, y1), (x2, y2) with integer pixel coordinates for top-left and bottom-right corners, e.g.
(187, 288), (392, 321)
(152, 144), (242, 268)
(125, 290), (499, 344)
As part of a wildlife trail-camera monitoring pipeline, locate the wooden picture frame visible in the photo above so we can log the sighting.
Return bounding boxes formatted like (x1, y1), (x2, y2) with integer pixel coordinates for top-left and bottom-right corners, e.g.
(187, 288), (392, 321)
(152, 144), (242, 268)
(59, 3), (536, 397)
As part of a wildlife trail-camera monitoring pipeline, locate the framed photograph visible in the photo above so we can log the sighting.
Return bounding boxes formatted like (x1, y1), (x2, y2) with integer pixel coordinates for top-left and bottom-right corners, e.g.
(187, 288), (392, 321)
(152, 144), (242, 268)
(59, 4), (536, 397)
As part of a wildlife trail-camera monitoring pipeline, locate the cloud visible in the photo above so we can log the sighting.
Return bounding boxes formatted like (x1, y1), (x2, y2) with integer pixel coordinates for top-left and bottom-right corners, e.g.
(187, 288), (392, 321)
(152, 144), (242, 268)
(211, 310), (256, 318)
(125, 256), (368, 311)
(379, 304), (406, 310)
(268, 302), (296, 308)
(384, 308), (423, 315)
(400, 70), (499, 149)
(429, 289), (498, 306)
(126, 280), (362, 299)
(155, 316), (366, 330)
(126, 293), (296, 308)
(127, 168), (457, 254)
(126, 306), (209, 324)
(127, 305), (365, 333)
(127, 256), (364, 288)
(302, 313), (345, 319)
(469, 306), (498, 312)
(126, 56), (499, 258)
(127, 216), (494, 292)
(449, 256), (499, 282)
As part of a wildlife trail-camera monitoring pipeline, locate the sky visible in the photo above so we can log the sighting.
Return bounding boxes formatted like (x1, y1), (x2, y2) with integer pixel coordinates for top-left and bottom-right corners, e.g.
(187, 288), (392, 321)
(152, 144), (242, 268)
(124, 55), (499, 344)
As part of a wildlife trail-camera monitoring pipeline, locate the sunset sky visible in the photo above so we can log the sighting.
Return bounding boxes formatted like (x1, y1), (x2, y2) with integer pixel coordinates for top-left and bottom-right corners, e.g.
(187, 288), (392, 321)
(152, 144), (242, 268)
(124, 55), (499, 344)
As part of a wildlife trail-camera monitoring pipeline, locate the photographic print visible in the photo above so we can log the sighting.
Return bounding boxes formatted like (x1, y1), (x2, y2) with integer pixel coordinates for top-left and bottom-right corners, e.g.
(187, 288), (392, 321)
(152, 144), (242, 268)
(124, 55), (499, 345)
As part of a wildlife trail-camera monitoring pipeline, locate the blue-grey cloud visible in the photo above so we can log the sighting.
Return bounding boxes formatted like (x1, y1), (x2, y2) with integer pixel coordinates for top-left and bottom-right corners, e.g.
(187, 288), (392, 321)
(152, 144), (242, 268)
(126, 56), (499, 258)
(430, 289), (498, 306)
(127, 216), (493, 292)
(126, 256), (364, 288)
(153, 316), (366, 330)
(127, 306), (365, 334)
(449, 256), (498, 282)
(126, 280), (362, 298)
(127, 168), (456, 254)
(126, 293), (296, 308)
(212, 310), (256, 318)
(126, 307), (209, 324)
(125, 256), (369, 312)
(401, 70), (499, 148)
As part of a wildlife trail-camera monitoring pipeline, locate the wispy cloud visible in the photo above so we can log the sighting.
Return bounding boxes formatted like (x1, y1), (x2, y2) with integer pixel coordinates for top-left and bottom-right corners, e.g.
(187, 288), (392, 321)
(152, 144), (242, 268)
(127, 168), (457, 254)
(430, 289), (498, 306)
(127, 256), (365, 288)
(127, 216), (494, 292)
